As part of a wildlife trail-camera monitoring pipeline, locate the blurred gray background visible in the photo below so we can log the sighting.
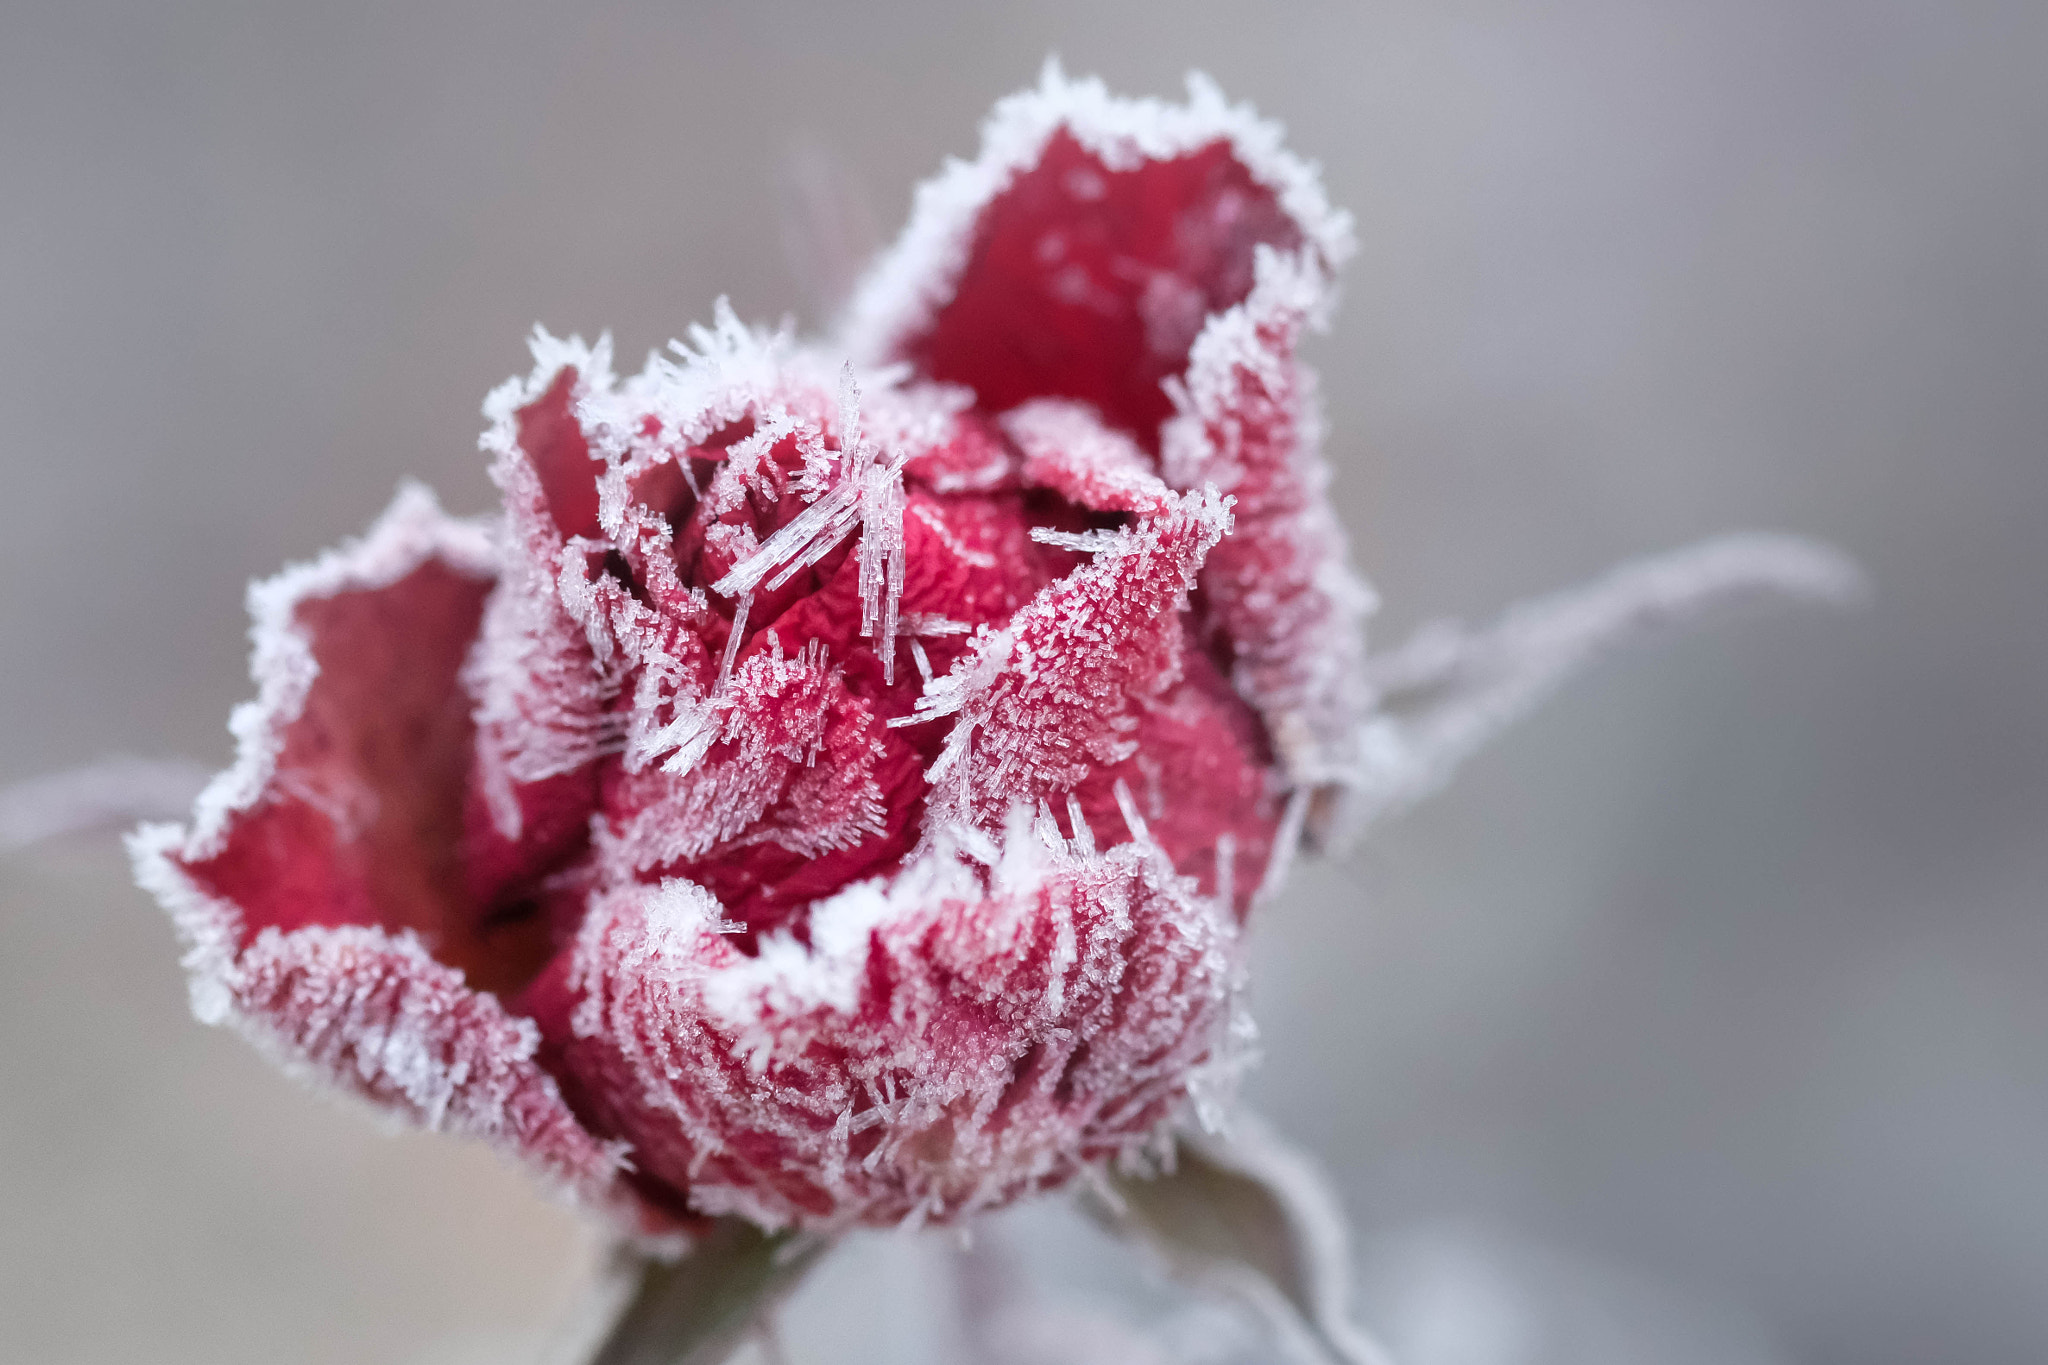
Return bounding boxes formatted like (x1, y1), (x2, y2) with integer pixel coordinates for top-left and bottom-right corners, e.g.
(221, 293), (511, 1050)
(3, 2), (2044, 1362)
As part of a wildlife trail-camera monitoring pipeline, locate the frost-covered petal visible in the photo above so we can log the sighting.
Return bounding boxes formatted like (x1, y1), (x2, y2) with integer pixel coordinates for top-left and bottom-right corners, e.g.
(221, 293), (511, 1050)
(592, 637), (918, 939)
(129, 486), (661, 1234)
(844, 63), (1354, 445)
(1063, 647), (1281, 921)
(1162, 247), (1375, 787)
(157, 486), (537, 984)
(523, 816), (1241, 1230)
(132, 878), (643, 1229)
(465, 333), (624, 909)
(910, 480), (1225, 823)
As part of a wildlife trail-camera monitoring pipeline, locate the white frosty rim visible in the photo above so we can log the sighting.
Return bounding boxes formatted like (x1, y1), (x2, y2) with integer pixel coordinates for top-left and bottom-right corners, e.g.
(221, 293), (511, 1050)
(172, 482), (496, 864)
(130, 824), (654, 1239)
(127, 482), (494, 1000)
(122, 484), (672, 1242)
(837, 59), (1358, 367)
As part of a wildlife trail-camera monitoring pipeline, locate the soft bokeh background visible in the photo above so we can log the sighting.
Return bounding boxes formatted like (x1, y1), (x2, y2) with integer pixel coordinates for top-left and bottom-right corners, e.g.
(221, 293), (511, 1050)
(4, 2), (2044, 1362)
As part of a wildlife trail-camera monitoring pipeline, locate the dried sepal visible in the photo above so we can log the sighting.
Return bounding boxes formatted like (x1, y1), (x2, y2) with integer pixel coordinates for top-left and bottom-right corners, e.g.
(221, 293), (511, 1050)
(1092, 1116), (1395, 1365)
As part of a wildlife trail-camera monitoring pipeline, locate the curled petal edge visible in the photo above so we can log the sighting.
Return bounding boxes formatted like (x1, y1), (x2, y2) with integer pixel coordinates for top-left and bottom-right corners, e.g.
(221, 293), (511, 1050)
(841, 59), (1356, 370)
(127, 484), (675, 1246)
(559, 808), (1248, 1233)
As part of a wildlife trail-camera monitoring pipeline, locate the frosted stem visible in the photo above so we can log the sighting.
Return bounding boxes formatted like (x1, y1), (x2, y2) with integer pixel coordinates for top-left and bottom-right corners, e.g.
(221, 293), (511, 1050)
(560, 1223), (832, 1365)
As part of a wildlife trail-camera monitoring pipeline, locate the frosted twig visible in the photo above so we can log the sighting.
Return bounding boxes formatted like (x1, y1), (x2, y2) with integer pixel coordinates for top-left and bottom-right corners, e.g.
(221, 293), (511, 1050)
(1335, 533), (1863, 843)
(0, 755), (211, 850)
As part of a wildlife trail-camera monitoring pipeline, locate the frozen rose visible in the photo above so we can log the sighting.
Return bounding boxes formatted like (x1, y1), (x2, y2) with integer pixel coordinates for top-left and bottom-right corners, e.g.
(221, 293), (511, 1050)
(133, 68), (1369, 1236)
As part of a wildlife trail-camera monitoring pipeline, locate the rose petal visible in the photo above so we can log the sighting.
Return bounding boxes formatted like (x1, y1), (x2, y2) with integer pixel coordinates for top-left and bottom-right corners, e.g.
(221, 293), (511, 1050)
(139, 828), (659, 1236)
(130, 486), (667, 1237)
(162, 485), (538, 982)
(528, 813), (1240, 1229)
(1162, 248), (1375, 788)
(910, 482), (1233, 833)
(1067, 647), (1281, 921)
(466, 333), (623, 911)
(844, 64), (1354, 447)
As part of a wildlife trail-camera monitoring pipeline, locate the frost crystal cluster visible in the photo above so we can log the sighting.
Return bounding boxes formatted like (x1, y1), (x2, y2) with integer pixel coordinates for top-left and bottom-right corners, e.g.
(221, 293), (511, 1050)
(131, 68), (1854, 1243)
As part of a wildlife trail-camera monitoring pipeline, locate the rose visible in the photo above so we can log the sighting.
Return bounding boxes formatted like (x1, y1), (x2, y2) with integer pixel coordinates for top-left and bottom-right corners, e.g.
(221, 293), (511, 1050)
(132, 66), (1369, 1239)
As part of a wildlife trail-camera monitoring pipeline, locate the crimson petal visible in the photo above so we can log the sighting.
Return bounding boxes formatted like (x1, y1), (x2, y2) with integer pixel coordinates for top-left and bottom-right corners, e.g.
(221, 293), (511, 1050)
(131, 487), (662, 1237)
(845, 64), (1353, 447)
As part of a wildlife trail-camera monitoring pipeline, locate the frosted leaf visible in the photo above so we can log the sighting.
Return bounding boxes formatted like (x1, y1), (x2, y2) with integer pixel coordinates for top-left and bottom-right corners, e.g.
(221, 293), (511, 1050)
(1096, 1115), (1395, 1365)
(1335, 533), (1865, 843)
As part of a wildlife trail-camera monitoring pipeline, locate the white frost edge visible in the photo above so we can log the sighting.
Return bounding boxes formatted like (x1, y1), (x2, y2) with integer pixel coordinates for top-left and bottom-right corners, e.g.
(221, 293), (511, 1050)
(171, 481), (496, 864)
(565, 802), (1247, 1233)
(129, 825), (661, 1244)
(480, 326), (619, 456)
(118, 487), (675, 1247)
(838, 58), (1358, 366)
(585, 803), (1234, 1073)
(125, 476), (494, 1008)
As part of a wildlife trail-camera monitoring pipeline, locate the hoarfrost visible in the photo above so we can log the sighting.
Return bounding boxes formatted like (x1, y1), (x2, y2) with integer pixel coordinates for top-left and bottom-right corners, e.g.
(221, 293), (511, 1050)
(910, 484), (1232, 830)
(564, 804), (1242, 1230)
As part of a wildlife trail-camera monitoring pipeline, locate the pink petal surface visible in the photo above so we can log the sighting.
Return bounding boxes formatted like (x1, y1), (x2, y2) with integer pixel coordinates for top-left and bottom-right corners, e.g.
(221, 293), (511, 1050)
(524, 814), (1240, 1230)
(843, 63), (1355, 439)
(1162, 249), (1374, 783)
(131, 488), (654, 1235)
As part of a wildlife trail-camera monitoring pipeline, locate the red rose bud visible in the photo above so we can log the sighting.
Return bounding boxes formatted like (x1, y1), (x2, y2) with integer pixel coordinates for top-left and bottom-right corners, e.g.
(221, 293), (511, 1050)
(134, 67), (1370, 1237)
